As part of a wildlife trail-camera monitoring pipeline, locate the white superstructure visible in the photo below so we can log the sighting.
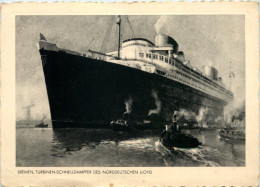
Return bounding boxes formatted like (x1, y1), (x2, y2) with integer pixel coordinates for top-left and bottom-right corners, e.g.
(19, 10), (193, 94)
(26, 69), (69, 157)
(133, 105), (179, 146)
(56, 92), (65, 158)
(106, 34), (233, 103)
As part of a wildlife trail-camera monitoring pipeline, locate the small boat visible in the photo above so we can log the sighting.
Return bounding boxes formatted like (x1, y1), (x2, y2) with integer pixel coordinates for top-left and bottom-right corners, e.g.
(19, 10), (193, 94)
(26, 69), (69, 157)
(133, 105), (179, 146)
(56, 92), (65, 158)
(110, 119), (164, 131)
(110, 119), (132, 131)
(35, 122), (48, 128)
(35, 116), (48, 128)
(219, 128), (245, 141)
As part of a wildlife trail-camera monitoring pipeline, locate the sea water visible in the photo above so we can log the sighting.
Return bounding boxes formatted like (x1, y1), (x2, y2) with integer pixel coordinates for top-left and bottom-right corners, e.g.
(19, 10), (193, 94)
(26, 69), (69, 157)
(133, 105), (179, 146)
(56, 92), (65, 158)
(16, 127), (245, 167)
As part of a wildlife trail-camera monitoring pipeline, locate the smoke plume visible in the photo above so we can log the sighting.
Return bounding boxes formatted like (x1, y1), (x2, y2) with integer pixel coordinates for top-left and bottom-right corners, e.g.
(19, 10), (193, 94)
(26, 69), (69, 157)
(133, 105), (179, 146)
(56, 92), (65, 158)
(148, 90), (162, 116)
(175, 107), (211, 125)
(177, 109), (197, 122)
(224, 100), (245, 124)
(124, 96), (133, 115)
(154, 16), (169, 34)
(196, 107), (209, 122)
(215, 116), (224, 124)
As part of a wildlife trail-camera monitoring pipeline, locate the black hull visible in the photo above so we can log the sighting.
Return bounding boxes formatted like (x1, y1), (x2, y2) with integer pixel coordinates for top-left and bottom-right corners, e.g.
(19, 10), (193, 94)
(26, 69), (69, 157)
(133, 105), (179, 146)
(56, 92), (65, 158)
(160, 132), (202, 148)
(40, 49), (226, 128)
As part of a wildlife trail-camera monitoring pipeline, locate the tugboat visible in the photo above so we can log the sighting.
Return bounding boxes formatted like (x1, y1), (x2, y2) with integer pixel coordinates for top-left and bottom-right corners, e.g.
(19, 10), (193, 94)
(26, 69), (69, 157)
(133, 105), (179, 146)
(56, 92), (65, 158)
(219, 128), (245, 141)
(110, 119), (132, 131)
(219, 116), (245, 141)
(160, 111), (202, 149)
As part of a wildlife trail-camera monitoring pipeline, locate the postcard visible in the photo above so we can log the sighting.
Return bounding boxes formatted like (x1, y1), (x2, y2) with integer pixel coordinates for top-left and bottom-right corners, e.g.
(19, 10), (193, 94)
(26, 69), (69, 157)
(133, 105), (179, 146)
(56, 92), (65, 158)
(1, 2), (259, 186)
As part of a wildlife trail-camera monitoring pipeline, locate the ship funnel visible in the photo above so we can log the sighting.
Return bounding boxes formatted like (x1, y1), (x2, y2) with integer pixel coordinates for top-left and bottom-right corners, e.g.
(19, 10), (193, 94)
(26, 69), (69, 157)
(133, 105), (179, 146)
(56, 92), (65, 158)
(202, 66), (218, 80)
(155, 34), (179, 52)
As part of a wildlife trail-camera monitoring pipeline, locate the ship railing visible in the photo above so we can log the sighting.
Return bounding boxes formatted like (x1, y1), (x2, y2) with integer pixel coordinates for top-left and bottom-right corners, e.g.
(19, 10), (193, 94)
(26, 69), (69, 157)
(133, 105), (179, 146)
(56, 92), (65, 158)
(138, 52), (233, 97)
(178, 62), (232, 96)
(121, 57), (160, 67)
(120, 55), (232, 98)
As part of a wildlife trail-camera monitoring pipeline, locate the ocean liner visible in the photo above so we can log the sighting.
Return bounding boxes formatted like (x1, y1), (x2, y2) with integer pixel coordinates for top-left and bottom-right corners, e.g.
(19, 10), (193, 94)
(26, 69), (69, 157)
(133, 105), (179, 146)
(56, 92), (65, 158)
(38, 16), (233, 128)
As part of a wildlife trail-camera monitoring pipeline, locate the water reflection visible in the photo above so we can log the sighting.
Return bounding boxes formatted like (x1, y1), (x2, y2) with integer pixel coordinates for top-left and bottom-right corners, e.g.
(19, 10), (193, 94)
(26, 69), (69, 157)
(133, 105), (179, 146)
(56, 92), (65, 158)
(16, 128), (245, 167)
(51, 129), (161, 159)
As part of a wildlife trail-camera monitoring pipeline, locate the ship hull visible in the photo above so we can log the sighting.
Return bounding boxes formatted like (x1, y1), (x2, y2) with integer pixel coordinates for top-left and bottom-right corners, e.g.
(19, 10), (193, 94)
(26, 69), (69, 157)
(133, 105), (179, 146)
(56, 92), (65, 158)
(40, 49), (226, 128)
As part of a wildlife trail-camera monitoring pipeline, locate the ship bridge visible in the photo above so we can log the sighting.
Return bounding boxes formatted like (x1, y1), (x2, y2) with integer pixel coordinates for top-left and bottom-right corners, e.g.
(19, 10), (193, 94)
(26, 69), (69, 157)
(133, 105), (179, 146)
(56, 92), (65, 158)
(106, 34), (183, 64)
(118, 34), (180, 60)
(120, 38), (155, 59)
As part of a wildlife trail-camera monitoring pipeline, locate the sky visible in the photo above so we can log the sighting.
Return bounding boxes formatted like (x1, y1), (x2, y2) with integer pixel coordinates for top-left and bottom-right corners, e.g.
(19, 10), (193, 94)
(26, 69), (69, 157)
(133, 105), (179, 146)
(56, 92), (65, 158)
(15, 15), (245, 120)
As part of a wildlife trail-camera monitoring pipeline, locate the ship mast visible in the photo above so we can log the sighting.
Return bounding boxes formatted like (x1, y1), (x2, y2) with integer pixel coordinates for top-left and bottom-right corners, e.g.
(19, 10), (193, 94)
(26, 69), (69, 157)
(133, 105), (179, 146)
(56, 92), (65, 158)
(117, 15), (121, 59)
(229, 61), (232, 90)
(229, 60), (234, 91)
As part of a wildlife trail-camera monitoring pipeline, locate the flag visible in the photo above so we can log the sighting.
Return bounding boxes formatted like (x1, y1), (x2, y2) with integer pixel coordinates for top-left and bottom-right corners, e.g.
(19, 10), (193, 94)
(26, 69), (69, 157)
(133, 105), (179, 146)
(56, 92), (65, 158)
(40, 33), (47, 41)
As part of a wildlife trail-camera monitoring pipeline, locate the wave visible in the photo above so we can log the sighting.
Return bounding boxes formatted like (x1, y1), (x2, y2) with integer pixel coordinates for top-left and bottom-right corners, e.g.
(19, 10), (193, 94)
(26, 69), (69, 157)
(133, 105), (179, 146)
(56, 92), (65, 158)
(155, 141), (221, 167)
